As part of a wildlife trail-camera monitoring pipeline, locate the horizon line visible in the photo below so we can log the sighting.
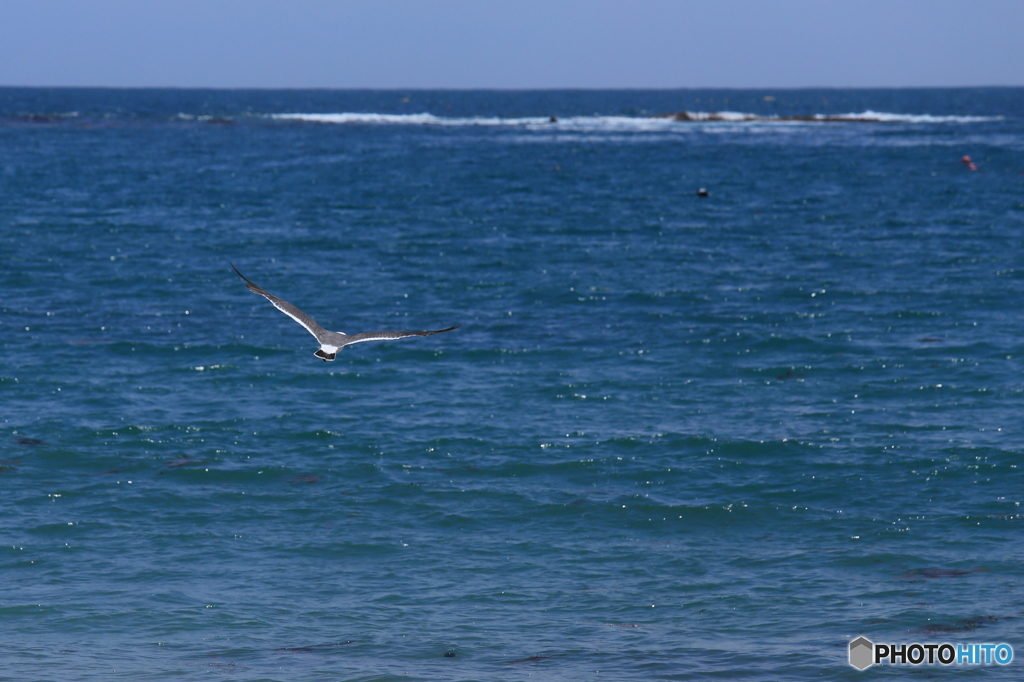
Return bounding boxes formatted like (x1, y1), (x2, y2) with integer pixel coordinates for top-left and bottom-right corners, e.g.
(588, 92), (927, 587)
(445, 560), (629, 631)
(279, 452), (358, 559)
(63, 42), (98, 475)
(2, 84), (1023, 92)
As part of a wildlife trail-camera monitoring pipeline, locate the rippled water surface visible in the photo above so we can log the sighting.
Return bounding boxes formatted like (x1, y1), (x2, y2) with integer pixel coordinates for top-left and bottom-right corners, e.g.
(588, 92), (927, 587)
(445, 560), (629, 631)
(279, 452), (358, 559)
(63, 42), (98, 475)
(2, 88), (1024, 680)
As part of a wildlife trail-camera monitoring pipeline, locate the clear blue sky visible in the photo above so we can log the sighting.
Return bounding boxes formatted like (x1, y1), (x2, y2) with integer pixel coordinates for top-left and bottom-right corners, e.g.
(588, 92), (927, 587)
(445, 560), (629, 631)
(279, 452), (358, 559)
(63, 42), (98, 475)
(1, 0), (1021, 88)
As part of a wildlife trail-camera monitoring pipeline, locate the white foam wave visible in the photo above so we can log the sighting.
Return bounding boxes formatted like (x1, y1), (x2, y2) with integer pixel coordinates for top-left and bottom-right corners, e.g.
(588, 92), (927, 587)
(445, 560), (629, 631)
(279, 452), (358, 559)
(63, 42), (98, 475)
(270, 112), (700, 129)
(268, 110), (1001, 130)
(825, 110), (1000, 124)
(657, 110), (1002, 124)
(270, 112), (551, 126)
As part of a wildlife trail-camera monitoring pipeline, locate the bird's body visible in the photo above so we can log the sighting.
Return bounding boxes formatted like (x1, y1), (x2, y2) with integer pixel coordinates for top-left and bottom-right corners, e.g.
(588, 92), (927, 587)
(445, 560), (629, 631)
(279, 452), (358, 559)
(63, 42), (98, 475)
(231, 264), (458, 361)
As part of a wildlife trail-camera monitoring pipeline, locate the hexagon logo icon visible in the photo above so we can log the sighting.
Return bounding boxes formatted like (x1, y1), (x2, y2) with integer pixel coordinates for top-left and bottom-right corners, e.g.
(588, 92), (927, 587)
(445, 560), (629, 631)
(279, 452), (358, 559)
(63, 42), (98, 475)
(849, 636), (874, 670)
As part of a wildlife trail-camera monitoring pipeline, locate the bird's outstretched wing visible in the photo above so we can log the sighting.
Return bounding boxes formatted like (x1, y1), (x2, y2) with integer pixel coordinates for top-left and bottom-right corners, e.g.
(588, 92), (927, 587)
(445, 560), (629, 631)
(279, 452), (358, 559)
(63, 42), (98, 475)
(231, 263), (329, 342)
(341, 326), (460, 346)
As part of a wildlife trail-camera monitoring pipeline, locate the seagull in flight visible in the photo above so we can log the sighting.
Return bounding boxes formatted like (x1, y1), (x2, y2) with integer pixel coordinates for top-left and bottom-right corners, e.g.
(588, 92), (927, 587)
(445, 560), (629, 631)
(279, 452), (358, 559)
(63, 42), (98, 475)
(231, 264), (458, 361)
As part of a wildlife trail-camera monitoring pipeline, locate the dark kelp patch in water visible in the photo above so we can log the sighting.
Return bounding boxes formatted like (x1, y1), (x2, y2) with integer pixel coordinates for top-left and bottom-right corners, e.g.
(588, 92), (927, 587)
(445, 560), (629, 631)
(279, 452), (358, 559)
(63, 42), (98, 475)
(899, 568), (988, 580)
(912, 615), (1000, 635)
(273, 641), (355, 654)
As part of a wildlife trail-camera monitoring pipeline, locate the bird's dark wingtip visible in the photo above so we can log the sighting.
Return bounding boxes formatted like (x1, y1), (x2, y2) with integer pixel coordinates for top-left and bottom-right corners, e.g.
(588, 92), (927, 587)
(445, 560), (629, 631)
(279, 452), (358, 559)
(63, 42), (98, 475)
(230, 263), (261, 291)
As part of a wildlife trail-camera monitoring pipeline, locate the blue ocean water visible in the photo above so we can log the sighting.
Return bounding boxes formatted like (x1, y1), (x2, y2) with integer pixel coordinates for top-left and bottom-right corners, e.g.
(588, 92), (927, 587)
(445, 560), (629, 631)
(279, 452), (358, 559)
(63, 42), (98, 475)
(1, 87), (1023, 680)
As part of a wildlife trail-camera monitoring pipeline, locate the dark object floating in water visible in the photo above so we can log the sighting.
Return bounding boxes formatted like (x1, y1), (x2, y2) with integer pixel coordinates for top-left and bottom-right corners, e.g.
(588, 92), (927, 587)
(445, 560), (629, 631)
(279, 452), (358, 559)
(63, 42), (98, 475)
(444, 651), (456, 657)
(288, 474), (320, 484)
(16, 437), (44, 447)
(774, 370), (805, 380)
(654, 111), (897, 123)
(231, 263), (459, 362)
(919, 337), (942, 342)
(548, 116), (558, 123)
(697, 188), (709, 197)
